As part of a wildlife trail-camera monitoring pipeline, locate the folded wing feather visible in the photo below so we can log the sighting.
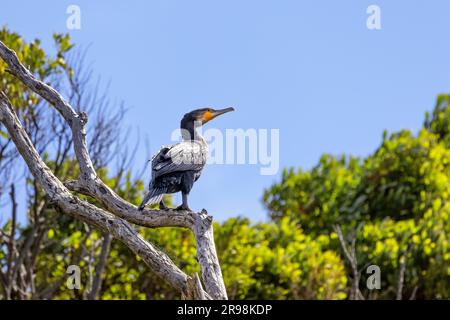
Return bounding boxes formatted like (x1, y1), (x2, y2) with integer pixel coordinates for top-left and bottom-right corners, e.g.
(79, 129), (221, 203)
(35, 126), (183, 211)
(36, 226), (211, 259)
(151, 141), (208, 179)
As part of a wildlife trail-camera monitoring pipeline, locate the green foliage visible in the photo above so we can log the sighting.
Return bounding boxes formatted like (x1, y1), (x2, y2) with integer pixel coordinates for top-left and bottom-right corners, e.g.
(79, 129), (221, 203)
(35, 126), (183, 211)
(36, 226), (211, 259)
(264, 155), (361, 233)
(0, 27), (71, 112)
(1, 28), (448, 300)
(215, 217), (347, 299)
(263, 94), (450, 299)
(71, 215), (347, 300)
(426, 94), (450, 146)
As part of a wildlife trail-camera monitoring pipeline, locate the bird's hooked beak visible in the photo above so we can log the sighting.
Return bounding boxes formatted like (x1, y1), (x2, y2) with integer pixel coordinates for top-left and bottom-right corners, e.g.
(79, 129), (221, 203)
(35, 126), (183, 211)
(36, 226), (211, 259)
(212, 107), (235, 118)
(202, 107), (235, 123)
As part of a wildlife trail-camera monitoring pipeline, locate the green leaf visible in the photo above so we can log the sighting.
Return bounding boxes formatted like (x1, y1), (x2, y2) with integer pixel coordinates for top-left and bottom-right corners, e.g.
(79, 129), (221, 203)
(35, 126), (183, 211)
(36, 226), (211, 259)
(47, 229), (55, 239)
(0, 130), (8, 139)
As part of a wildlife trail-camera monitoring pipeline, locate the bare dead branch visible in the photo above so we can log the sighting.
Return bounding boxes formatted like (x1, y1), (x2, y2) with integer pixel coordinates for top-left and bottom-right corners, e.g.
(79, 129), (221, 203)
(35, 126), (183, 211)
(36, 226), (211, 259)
(182, 273), (208, 300)
(0, 40), (227, 299)
(396, 244), (410, 300)
(409, 286), (418, 300)
(87, 233), (112, 300)
(333, 224), (363, 300)
(0, 90), (192, 293)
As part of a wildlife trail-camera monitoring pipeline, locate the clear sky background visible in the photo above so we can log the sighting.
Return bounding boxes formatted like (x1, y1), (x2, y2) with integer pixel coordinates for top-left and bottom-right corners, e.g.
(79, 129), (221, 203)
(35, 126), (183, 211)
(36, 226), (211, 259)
(1, 1), (450, 222)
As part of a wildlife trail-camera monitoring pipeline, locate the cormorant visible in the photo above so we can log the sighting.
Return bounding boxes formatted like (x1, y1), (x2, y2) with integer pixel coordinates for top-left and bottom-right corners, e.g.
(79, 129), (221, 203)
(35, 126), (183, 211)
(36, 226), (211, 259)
(138, 107), (235, 211)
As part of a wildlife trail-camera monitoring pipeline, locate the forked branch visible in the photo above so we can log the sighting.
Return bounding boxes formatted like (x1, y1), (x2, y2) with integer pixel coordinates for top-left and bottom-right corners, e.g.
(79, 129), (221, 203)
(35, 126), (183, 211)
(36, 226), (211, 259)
(0, 40), (226, 300)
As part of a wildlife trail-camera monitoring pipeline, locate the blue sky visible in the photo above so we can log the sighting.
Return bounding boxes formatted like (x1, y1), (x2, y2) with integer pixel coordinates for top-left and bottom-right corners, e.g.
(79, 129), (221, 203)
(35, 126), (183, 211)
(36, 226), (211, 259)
(1, 1), (450, 222)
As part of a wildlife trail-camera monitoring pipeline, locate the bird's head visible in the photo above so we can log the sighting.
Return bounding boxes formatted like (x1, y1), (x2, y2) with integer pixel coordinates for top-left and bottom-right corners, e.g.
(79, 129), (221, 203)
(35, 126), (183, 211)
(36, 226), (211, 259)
(182, 107), (235, 127)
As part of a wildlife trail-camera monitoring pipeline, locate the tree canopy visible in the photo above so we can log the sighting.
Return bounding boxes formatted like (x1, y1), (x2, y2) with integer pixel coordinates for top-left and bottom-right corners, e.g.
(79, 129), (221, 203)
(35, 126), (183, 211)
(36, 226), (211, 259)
(1, 28), (448, 300)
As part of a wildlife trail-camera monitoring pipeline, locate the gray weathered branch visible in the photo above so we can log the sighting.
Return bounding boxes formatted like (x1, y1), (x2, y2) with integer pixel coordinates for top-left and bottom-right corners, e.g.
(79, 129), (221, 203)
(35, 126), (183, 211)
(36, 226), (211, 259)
(396, 244), (410, 300)
(0, 40), (227, 299)
(333, 224), (364, 300)
(0, 93), (188, 293)
(87, 233), (112, 300)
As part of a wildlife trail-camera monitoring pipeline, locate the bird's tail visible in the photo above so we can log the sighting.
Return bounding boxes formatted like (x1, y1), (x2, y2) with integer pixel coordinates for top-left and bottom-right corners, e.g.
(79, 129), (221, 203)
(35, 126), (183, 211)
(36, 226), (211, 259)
(138, 186), (165, 211)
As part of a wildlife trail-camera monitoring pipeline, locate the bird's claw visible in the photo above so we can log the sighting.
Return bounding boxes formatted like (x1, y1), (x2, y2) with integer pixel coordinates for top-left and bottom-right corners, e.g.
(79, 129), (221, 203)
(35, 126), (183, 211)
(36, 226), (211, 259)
(176, 205), (192, 211)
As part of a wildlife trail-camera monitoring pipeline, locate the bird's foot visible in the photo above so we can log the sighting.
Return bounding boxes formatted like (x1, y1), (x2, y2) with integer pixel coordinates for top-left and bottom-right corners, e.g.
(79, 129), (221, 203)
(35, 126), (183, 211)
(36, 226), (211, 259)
(176, 205), (192, 211)
(159, 203), (169, 210)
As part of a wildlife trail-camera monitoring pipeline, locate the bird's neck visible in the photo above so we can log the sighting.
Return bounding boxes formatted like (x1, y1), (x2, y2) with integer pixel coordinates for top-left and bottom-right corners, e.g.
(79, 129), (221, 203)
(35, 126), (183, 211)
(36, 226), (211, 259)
(180, 120), (202, 141)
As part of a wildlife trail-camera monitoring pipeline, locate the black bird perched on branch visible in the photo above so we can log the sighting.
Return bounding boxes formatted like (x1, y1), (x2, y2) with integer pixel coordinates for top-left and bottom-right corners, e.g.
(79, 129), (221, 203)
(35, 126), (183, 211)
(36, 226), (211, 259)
(138, 107), (235, 211)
